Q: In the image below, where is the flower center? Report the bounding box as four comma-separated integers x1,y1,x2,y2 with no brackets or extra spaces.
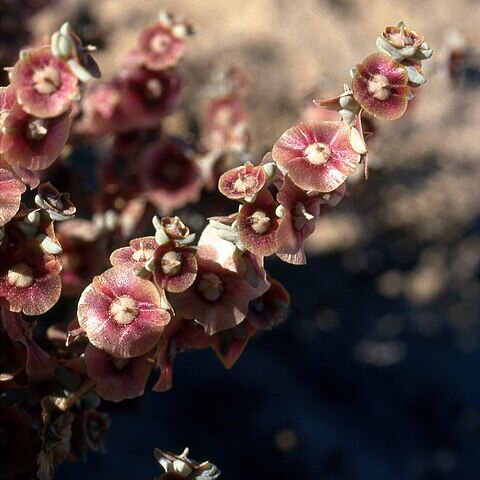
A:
110,295,138,325
304,142,331,165
292,202,315,231
7,263,35,288
198,273,223,302
250,210,271,234
150,32,172,54
132,246,155,262
111,357,130,370
32,65,61,95
26,118,48,140
215,106,234,127
161,251,182,276
233,172,257,194
368,74,392,101
146,79,163,100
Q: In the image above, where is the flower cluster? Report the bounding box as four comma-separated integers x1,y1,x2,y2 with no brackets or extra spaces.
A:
0,16,432,480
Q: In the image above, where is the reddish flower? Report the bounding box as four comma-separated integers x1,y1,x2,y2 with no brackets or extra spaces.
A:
77,267,170,358
218,162,266,200
276,175,321,265
153,243,197,293
35,182,76,221
351,53,410,120
138,139,202,214
110,236,158,276
84,343,154,402
271,121,360,193
237,189,280,257
119,66,182,129
168,227,269,335
200,96,249,153
138,23,186,71
75,81,124,136
10,46,78,118
0,237,62,315
0,101,71,171
0,163,26,227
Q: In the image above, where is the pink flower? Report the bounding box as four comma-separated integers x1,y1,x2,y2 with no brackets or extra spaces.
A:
138,139,202,214
271,121,360,192
110,236,158,276
10,46,78,118
0,237,62,315
153,243,197,293
351,53,410,120
237,189,280,257
218,162,266,200
77,267,170,358
167,227,269,335
84,343,154,402
138,23,186,71
119,66,182,129
200,96,249,153
275,175,321,264
1,101,71,171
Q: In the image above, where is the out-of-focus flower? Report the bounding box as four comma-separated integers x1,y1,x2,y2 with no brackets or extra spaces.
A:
200,96,249,153
271,121,360,192
77,267,170,358
137,11,194,71
138,139,202,214
119,66,182,128
10,46,79,118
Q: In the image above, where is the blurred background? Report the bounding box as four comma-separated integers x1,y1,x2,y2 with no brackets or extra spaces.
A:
3,0,480,478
